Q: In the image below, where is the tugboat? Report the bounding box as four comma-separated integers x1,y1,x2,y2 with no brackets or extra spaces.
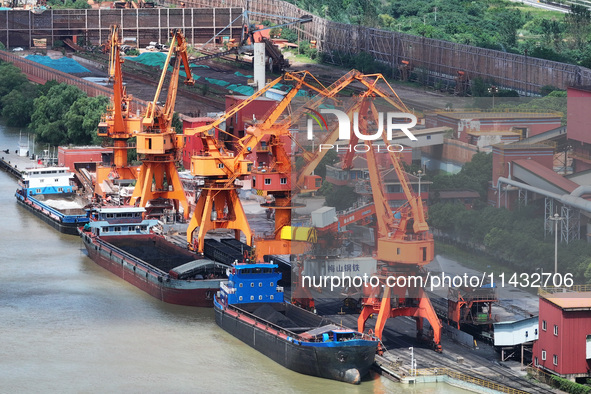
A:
214,263,378,384
15,167,89,235
80,205,229,306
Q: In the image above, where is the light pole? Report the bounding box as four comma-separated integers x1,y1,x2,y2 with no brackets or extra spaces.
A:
409,347,414,376
488,86,498,110
416,169,423,197
549,213,564,274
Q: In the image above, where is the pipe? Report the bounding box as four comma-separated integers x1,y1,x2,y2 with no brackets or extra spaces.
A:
497,177,591,213
570,185,591,198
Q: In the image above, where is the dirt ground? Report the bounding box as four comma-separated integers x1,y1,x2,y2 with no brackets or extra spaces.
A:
18,48,460,115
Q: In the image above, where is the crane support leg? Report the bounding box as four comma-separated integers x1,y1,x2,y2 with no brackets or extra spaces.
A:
130,163,154,206
358,281,442,352
187,187,253,252
373,285,392,340
130,162,189,220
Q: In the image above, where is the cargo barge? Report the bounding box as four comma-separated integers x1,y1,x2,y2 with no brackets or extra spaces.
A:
80,206,229,306
204,238,291,286
214,263,378,384
15,167,88,235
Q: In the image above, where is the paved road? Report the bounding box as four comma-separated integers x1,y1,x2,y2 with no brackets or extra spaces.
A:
508,0,569,13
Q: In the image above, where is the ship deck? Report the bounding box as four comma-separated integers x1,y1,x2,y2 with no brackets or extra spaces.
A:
234,302,335,335
106,234,198,272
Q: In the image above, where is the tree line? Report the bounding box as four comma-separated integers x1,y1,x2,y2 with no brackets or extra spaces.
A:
0,61,108,146
287,0,591,70
427,153,591,284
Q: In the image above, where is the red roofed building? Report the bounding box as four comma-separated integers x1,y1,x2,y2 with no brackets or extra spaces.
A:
533,288,591,382
426,111,562,143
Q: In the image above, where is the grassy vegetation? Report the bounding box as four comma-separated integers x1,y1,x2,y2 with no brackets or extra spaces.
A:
435,242,517,277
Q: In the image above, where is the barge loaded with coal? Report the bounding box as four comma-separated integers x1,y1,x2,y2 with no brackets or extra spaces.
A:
214,262,378,384
15,167,89,235
80,205,229,306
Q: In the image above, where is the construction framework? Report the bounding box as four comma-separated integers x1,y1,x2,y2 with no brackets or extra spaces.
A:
0,8,243,48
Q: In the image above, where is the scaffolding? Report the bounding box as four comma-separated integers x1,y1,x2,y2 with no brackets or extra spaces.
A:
0,8,243,48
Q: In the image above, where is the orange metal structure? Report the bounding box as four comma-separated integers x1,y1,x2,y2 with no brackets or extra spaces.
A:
252,70,374,257
184,70,341,254
129,30,194,219
353,96,442,352
95,25,142,198
183,74,295,252
447,286,497,329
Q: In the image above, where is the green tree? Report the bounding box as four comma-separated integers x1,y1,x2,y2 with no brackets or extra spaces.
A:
565,5,591,50
315,149,338,179
1,83,38,127
0,62,28,106
325,185,358,211
30,84,86,145
172,112,183,134
63,95,109,145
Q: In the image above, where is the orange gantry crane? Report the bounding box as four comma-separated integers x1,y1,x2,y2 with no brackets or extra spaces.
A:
353,98,442,352
129,29,194,219
184,71,330,253
95,25,142,198
249,71,360,256
252,71,410,256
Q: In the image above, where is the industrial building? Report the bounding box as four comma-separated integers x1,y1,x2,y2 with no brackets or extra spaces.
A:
533,287,591,382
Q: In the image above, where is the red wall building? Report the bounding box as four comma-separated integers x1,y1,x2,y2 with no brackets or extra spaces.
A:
57,146,111,171
533,290,591,381
567,87,591,172
181,116,215,170
224,95,278,139
491,143,555,186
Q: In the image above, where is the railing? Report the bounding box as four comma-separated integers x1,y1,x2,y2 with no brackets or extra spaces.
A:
539,285,591,295
409,367,530,394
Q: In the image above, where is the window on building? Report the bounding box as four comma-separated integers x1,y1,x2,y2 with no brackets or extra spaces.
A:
554,325,558,336
542,320,546,331
264,178,271,185
280,178,287,184
542,350,546,361
553,355,558,366
535,357,538,366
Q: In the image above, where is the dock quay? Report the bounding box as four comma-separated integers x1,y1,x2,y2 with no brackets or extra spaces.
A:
314,297,557,394
0,152,38,180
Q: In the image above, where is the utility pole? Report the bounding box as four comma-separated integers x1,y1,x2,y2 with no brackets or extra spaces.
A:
549,213,564,274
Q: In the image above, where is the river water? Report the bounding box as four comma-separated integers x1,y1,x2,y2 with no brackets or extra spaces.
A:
0,123,469,393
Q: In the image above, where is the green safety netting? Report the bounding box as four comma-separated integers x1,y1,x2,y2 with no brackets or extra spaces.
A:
125,52,167,67
234,71,253,78
205,77,230,87
25,55,90,74
126,52,210,70
124,53,201,79
226,84,255,96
